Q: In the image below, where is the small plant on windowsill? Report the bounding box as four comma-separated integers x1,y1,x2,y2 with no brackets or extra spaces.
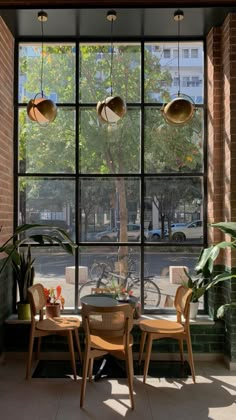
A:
44,285,65,318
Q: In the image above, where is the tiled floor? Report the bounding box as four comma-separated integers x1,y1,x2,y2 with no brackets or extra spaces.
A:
0,356,235,419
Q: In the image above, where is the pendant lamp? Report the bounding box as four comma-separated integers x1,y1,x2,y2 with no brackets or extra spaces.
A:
161,10,195,126
27,11,57,127
96,10,126,124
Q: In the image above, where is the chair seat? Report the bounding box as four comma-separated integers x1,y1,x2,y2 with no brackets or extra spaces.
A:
37,317,81,332
91,334,133,351
139,319,184,334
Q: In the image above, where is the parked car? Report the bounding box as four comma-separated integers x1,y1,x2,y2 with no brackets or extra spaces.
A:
170,220,203,241
95,223,146,241
147,223,186,241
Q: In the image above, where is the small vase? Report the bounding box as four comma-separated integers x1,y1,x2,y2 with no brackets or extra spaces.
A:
46,303,60,318
189,301,199,320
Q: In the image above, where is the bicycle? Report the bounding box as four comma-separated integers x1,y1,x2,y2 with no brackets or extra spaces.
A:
78,265,161,309
89,254,150,281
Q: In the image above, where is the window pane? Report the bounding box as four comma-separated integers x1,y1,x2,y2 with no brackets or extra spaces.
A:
144,246,203,311
79,108,141,174
144,108,204,173
19,43,76,103
79,43,141,103
145,177,203,244
79,177,140,242
18,108,76,174
18,178,75,237
145,42,204,103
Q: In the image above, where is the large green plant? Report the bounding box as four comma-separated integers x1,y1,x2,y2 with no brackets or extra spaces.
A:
183,222,236,303
0,223,77,303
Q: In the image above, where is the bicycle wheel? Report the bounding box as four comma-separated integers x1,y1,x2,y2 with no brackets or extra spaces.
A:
89,262,112,281
143,278,161,309
78,280,108,305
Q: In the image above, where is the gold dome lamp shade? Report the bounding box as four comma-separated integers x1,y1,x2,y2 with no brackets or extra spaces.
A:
96,95,126,124
162,10,195,126
96,10,126,124
27,11,57,127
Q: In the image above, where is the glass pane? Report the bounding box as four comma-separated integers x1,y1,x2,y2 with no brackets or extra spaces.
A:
144,108,203,173
145,42,204,104
19,43,76,103
18,178,75,238
79,108,141,174
18,108,76,174
79,177,140,242
144,246,203,312
22,247,76,309
78,245,141,307
79,43,141,103
145,177,203,244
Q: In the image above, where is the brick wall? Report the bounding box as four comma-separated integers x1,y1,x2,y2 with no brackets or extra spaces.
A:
207,14,236,367
0,17,14,353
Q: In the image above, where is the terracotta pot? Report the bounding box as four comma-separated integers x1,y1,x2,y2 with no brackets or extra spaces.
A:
45,303,60,318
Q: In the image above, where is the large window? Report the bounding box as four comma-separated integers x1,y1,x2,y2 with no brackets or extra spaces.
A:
17,40,205,313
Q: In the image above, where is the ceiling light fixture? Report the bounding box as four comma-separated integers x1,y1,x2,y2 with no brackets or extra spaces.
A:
96,10,126,124
161,10,195,126
27,11,57,127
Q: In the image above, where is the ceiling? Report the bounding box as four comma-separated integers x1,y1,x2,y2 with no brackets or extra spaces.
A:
1,7,236,38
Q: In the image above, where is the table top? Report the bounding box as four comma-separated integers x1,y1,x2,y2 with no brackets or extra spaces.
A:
80,294,138,307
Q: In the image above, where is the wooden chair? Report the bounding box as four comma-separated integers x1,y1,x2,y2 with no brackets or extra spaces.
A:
138,285,195,383
91,287,112,294
26,283,82,380
80,303,134,409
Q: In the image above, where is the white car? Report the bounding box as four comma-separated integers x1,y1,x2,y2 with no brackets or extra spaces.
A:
171,220,203,241
95,224,146,241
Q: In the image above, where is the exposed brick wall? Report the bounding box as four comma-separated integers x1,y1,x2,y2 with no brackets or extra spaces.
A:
0,17,14,246
0,17,14,353
207,14,236,367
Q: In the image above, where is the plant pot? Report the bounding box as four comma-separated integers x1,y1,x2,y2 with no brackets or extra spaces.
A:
189,301,199,320
46,303,60,318
17,302,31,320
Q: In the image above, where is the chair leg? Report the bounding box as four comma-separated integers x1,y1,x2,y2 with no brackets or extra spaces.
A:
67,330,77,381
73,328,82,363
143,333,153,384
138,331,147,365
179,339,184,363
88,358,94,382
26,331,35,380
126,347,134,409
186,333,196,383
80,344,90,408
36,337,42,360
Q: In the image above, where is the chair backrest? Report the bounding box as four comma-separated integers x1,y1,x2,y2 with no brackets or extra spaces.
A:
91,288,112,294
174,285,192,321
81,303,134,338
28,283,47,317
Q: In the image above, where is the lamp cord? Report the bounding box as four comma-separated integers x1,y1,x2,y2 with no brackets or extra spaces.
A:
177,16,180,96
110,17,114,96
40,18,44,96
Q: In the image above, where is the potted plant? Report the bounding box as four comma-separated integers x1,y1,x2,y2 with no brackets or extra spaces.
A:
0,223,77,319
44,285,65,318
183,221,236,319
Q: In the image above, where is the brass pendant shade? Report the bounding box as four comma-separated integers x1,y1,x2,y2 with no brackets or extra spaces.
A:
27,11,57,127
162,10,195,126
162,94,195,126
27,95,57,125
96,10,126,124
97,96,126,124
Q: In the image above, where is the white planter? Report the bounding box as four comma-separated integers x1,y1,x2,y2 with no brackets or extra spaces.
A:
189,301,199,320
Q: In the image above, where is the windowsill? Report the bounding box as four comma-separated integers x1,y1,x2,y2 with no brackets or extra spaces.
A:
5,313,215,325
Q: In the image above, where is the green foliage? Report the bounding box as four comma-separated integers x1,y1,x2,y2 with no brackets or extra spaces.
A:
12,245,35,303
0,224,77,302
185,222,236,305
